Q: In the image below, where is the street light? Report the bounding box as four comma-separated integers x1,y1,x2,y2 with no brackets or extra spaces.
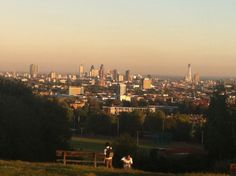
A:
80,127,84,136
136,131,139,147
162,118,165,133
115,112,119,136
117,117,120,136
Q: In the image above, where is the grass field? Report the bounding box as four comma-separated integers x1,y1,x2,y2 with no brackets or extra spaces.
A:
70,136,205,154
0,160,229,176
71,136,112,152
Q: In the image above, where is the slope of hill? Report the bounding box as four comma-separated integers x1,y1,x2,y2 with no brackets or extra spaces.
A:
0,160,228,176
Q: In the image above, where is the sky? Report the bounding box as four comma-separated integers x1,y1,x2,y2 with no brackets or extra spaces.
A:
0,0,236,76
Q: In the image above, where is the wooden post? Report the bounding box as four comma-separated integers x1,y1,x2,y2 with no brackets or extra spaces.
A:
94,153,97,167
63,152,66,165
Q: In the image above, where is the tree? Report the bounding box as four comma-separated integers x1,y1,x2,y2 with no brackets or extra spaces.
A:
172,114,192,141
85,113,113,135
0,78,70,161
143,111,165,133
87,98,102,113
205,91,236,160
56,97,74,128
119,111,145,135
75,107,89,128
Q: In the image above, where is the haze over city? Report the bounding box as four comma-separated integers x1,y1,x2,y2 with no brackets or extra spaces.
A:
1,0,236,76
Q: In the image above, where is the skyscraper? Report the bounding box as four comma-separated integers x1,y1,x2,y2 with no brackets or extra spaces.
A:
89,65,99,77
99,64,105,79
79,64,84,78
193,73,200,84
90,65,95,74
29,64,38,78
125,70,131,82
185,64,192,82
113,69,118,82
118,74,124,82
117,83,126,96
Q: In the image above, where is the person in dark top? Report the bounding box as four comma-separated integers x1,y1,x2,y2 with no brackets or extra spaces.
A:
104,142,113,168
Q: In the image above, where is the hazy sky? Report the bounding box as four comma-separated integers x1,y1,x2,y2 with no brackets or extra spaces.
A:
1,0,236,76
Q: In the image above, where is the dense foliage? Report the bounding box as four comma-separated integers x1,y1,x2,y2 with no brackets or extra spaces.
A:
0,78,71,161
75,104,202,143
119,111,145,135
205,90,236,160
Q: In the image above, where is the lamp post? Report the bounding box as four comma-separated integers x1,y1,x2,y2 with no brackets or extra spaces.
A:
162,117,165,133
117,117,120,136
115,112,119,136
136,131,139,147
80,127,84,136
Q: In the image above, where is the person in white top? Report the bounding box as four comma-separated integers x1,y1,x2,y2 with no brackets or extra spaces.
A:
121,155,133,169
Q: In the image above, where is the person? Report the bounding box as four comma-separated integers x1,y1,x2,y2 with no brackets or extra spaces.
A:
104,142,113,168
121,155,133,169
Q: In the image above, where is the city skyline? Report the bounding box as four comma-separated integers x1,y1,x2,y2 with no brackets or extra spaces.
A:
1,63,236,79
1,0,236,76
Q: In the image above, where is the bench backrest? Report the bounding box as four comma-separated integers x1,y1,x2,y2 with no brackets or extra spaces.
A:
56,150,104,162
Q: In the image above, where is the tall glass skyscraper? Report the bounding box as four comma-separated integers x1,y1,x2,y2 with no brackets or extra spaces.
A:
185,64,192,82
29,64,38,78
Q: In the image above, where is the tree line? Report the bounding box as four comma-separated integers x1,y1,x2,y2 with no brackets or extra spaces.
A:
74,103,203,143
0,78,70,161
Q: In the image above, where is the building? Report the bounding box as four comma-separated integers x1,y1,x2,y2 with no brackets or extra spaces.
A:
119,95,131,102
193,73,200,84
89,65,94,77
118,74,124,82
69,86,85,96
79,64,84,78
113,69,118,82
89,65,99,77
142,78,152,90
185,64,192,82
98,79,106,87
99,64,105,79
125,70,132,82
117,83,126,97
49,71,56,79
29,64,38,78
70,100,86,109
103,106,156,115
68,74,77,81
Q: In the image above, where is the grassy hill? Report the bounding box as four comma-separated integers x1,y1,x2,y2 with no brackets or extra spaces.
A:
0,160,228,176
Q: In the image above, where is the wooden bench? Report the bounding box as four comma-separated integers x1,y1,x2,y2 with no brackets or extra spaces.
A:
230,163,236,176
56,150,105,167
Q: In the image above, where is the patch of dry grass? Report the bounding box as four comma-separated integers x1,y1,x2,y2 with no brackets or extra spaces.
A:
0,160,228,176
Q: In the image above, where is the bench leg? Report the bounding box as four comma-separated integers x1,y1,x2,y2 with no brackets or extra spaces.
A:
63,154,66,165
94,153,97,167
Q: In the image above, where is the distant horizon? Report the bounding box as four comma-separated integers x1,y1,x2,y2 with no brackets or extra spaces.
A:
1,64,236,79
